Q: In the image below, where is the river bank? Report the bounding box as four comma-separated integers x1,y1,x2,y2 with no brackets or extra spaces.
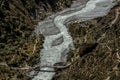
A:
33,0,118,80
54,3,120,80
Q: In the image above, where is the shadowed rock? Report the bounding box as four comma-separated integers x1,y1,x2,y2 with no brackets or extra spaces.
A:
51,36,64,46
40,25,60,36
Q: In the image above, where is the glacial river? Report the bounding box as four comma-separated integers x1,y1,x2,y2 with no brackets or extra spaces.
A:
33,0,116,80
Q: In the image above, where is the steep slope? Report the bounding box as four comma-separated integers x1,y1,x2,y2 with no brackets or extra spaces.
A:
54,3,120,80
0,0,73,79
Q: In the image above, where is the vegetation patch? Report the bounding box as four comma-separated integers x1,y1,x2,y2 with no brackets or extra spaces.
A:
53,5,120,80
0,0,74,79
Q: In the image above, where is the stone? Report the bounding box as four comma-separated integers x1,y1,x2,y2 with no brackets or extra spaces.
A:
51,36,64,46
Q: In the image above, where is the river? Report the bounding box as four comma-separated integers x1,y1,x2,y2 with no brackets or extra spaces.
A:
33,0,116,80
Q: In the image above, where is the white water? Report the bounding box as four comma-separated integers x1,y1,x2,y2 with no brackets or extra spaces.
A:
33,0,116,80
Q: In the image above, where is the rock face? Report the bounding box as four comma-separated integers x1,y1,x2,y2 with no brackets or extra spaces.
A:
38,20,61,36
51,36,64,46
33,0,116,80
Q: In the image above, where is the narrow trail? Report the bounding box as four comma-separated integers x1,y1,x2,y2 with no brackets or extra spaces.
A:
33,0,116,80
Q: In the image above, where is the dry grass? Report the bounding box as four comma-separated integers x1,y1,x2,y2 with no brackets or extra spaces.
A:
53,6,120,80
